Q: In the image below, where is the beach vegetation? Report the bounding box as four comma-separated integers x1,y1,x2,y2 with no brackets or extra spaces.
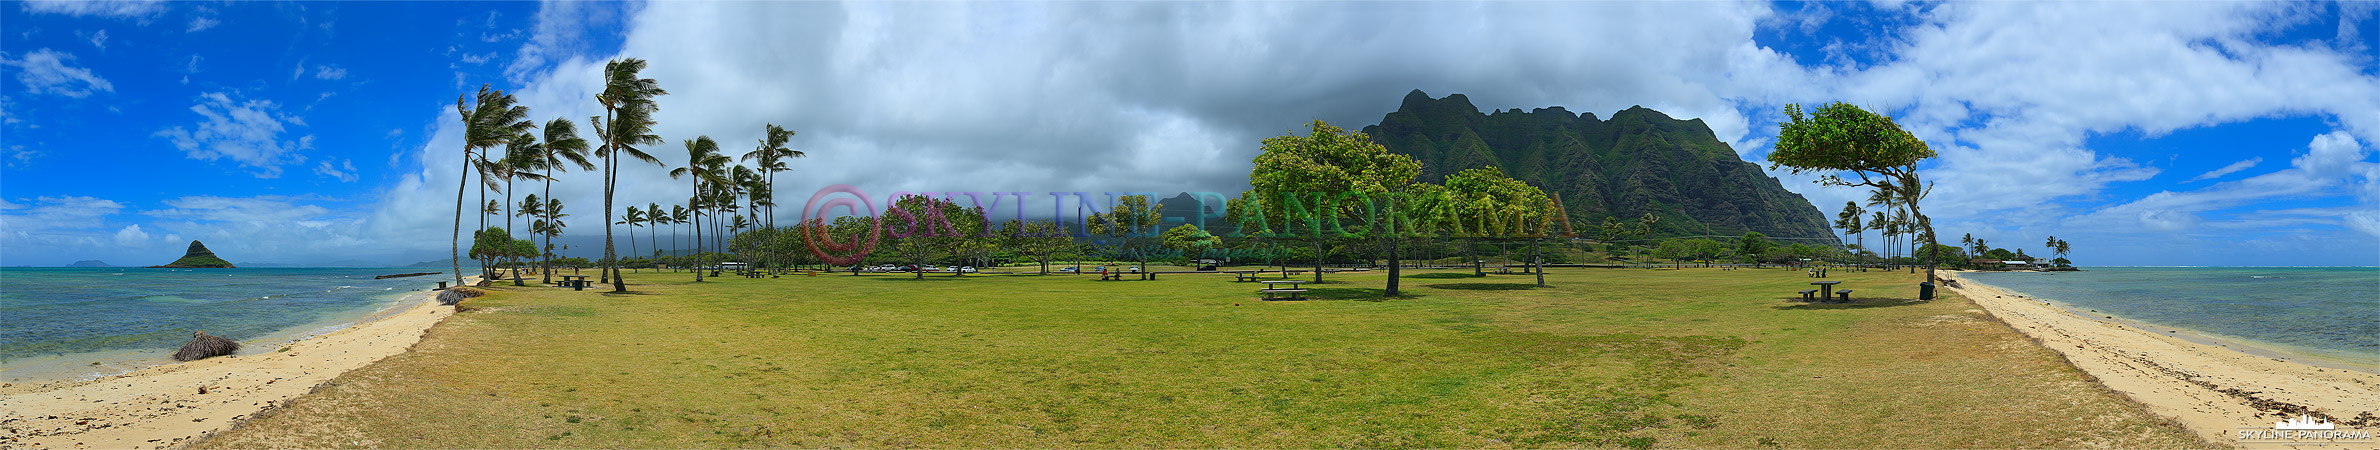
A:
1768,102,1943,282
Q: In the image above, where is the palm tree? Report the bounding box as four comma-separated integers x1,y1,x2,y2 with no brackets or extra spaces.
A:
531,118,592,285
497,133,549,286
670,136,726,281
671,204,690,265
623,205,645,272
647,202,664,261
743,124,802,273
591,58,668,293
1836,201,1864,265
452,85,532,287
519,194,547,279
534,198,569,267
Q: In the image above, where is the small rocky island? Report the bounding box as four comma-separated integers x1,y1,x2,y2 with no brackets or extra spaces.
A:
149,240,236,268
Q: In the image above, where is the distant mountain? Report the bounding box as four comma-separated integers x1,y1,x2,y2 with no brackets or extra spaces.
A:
1361,90,1841,245
405,258,458,268
150,240,236,268
66,260,116,268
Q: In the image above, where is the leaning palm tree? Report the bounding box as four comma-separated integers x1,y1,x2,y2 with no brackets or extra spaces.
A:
499,133,548,286
452,85,532,287
669,136,727,281
590,58,668,293
532,118,592,285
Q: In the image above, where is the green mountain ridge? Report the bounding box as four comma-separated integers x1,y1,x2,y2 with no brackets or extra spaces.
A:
1362,90,1841,245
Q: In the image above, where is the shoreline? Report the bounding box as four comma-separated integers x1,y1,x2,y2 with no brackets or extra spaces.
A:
0,279,466,449
1944,271,2379,446
1,288,423,385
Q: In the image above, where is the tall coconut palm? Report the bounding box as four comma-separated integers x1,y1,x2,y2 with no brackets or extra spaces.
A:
623,206,645,272
647,202,664,260
498,133,549,286
671,204,689,264
590,58,668,293
743,124,801,273
669,136,727,281
531,118,591,285
518,194,547,278
452,85,532,287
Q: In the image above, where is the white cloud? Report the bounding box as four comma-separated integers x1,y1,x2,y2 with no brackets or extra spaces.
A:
314,158,358,182
313,65,348,80
18,0,165,18
187,15,218,32
2069,131,2375,234
112,224,150,246
3,48,116,98
2188,157,2262,182
87,29,109,50
153,92,313,178
0,196,126,230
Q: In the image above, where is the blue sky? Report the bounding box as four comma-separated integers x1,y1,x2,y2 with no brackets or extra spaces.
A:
3,1,2375,267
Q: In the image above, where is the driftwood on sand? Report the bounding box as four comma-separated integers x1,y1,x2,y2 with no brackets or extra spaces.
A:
173,331,240,361
436,286,484,306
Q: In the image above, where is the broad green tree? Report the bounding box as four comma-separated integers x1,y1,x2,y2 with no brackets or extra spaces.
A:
1246,120,1424,288
1769,102,1942,282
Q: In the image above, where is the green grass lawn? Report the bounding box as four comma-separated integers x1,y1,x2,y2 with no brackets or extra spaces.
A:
198,267,2206,448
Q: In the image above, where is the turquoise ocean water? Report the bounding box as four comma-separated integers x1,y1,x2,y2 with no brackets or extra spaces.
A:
1963,267,2378,365
0,267,443,382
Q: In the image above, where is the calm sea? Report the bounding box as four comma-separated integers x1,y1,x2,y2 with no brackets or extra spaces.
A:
1963,267,2379,365
0,267,445,383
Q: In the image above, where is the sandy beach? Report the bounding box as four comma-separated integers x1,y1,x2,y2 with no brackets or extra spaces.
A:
0,280,466,449
1944,271,2378,447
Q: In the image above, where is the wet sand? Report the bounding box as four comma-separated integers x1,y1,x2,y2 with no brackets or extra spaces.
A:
0,281,465,449
1945,271,2378,447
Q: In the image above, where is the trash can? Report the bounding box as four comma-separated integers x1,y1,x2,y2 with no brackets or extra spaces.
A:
1918,281,1936,301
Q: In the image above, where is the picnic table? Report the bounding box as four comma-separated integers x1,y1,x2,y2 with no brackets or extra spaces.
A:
560,275,589,291
1230,271,1262,282
1807,280,1848,302
1259,280,1308,301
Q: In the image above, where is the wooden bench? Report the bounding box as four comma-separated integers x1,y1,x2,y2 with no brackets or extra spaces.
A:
1799,289,1818,302
1260,288,1309,301
1834,289,1854,302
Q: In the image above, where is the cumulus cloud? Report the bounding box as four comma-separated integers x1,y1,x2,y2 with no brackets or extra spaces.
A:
2188,157,2263,182
2069,131,2375,234
154,92,314,178
112,224,150,246
3,48,116,98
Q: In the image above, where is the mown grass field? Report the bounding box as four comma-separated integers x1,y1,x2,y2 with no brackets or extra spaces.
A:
198,267,2207,448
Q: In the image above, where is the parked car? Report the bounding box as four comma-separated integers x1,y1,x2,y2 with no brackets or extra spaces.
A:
1058,266,1079,273
959,266,977,273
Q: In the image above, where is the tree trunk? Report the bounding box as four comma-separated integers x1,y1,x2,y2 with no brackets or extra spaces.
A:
607,150,625,292
506,178,523,286
692,178,705,282
1311,238,1324,283
1533,238,1546,287
452,148,469,287
541,164,555,285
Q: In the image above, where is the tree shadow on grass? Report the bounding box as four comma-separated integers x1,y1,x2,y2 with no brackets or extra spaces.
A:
866,276,976,282
1425,282,1541,291
1773,297,1926,310
1403,272,1484,279
1296,287,1423,301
